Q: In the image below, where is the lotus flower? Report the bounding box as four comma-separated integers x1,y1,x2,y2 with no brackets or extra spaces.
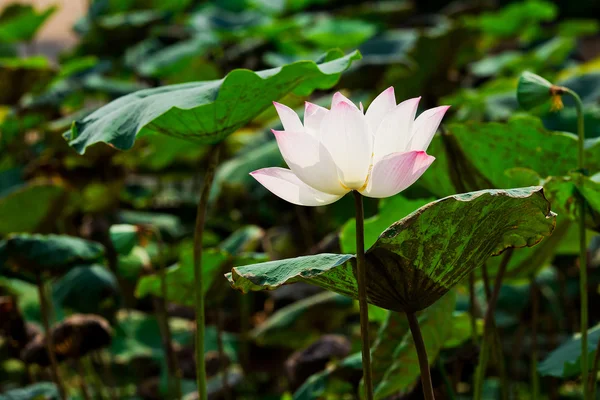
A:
251,88,449,206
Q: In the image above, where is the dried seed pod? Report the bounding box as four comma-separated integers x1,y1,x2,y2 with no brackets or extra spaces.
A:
52,314,112,359
21,314,112,365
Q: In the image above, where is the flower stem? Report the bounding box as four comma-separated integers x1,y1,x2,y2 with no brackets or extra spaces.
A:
561,87,588,399
36,276,67,400
152,227,181,400
194,143,223,399
352,191,373,400
474,249,513,400
407,312,435,400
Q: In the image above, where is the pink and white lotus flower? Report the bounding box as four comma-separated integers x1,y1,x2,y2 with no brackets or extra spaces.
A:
250,87,449,206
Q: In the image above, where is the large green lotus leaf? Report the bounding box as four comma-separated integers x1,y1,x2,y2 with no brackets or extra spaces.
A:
52,265,120,315
366,187,554,312
229,187,555,312
0,57,54,104
0,234,105,282
420,116,600,198
0,4,56,43
340,195,433,254
538,323,600,378
65,50,361,153
0,182,67,235
369,291,456,399
454,117,600,187
251,291,353,348
0,382,59,400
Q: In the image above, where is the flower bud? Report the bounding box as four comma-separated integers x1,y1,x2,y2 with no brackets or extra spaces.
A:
517,71,557,111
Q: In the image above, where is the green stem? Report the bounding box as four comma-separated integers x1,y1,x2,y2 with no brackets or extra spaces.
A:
36,276,67,400
531,275,540,400
474,249,513,400
352,191,373,400
407,312,435,400
562,87,588,399
194,143,223,399
152,227,182,400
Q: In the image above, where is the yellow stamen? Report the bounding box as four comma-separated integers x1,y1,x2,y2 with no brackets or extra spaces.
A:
549,85,565,112
550,94,564,112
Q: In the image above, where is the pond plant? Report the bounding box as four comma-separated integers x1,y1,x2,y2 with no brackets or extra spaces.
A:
2,1,600,399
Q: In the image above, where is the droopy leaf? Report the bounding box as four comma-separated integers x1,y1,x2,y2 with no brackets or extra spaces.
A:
0,182,67,235
65,50,362,153
366,187,554,312
227,253,357,298
0,234,105,282
229,188,555,312
370,292,456,399
539,323,600,377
